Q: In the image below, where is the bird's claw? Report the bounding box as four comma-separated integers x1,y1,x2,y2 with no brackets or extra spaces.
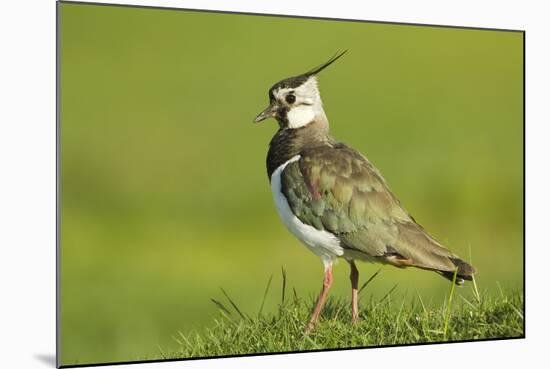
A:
304,321,316,334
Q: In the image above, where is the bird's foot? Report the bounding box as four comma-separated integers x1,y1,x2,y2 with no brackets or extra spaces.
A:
304,321,316,334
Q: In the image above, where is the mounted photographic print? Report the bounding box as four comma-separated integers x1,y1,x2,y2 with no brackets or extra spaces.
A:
57,1,524,367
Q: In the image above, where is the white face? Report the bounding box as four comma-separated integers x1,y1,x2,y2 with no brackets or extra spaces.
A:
273,77,325,129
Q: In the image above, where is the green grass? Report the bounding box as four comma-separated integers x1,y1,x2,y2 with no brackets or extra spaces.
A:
164,272,524,359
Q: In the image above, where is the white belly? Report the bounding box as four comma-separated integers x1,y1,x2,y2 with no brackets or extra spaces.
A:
270,155,344,265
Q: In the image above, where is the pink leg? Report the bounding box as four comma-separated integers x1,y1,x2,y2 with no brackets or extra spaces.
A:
349,260,359,322
306,262,333,332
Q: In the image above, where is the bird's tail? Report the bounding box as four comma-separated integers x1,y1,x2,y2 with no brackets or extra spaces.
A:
435,257,476,285
390,221,476,285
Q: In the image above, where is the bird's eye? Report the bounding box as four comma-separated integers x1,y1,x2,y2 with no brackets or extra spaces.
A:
285,94,296,104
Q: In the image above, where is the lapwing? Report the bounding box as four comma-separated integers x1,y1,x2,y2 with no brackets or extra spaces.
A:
254,51,475,332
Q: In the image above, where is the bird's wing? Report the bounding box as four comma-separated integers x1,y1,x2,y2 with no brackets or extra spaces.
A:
280,142,465,274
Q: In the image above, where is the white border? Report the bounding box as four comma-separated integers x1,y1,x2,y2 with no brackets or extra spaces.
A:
1,1,548,369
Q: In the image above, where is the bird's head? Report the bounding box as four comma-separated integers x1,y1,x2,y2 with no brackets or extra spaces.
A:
254,51,347,130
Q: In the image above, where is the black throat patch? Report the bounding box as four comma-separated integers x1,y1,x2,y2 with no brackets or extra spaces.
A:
266,120,331,179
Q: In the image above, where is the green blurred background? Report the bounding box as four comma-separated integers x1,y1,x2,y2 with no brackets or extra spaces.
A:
59,3,523,366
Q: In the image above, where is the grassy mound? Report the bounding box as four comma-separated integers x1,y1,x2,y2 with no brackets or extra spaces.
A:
164,271,524,359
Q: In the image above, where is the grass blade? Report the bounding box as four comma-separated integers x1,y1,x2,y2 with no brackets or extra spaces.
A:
392,299,406,344
380,283,399,303
443,267,458,340
359,268,382,295
258,274,273,318
472,275,481,305
281,266,287,305
372,283,399,312
416,290,427,314
468,243,481,305
220,288,248,321
157,344,166,359
210,298,232,317
459,295,476,309
177,331,193,348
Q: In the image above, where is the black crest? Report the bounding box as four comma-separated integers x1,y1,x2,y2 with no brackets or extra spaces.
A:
304,50,348,76
268,50,348,100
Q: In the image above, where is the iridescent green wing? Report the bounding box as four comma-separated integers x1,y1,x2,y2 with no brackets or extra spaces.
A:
280,142,460,272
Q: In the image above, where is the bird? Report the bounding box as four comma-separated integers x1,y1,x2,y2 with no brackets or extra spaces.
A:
253,51,476,332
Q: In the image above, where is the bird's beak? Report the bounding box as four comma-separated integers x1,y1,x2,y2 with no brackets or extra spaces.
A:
253,104,277,123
